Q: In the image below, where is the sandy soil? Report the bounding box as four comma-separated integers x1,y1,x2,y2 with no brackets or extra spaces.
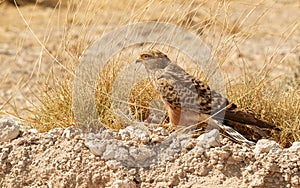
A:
0,0,299,187
1,125,300,187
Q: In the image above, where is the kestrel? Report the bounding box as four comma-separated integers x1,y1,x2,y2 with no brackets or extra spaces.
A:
136,50,278,144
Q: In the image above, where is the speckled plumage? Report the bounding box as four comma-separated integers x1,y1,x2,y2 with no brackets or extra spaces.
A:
136,50,278,144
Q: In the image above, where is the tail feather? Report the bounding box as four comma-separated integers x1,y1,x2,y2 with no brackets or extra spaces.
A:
224,109,275,129
215,121,255,145
221,104,277,130
224,119,273,141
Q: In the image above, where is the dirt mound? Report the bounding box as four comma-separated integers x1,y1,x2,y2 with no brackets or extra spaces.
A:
1,125,299,187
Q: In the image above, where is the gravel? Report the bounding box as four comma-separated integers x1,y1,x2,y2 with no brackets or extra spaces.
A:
1,121,299,187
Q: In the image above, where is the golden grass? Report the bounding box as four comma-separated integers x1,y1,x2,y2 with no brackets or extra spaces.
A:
94,57,125,130
227,67,300,147
30,78,75,131
6,0,300,146
129,78,158,122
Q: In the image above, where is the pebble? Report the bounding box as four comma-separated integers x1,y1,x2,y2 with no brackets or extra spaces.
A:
254,139,281,154
0,118,20,142
196,129,220,148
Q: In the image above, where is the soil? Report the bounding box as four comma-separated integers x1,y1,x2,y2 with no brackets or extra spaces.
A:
1,126,300,187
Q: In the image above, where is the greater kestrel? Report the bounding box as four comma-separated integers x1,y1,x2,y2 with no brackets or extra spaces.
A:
136,50,278,144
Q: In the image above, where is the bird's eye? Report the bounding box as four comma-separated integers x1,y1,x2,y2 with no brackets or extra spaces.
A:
141,54,149,59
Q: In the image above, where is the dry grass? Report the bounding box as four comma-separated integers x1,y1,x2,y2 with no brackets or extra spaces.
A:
129,78,158,122
94,56,125,130
30,77,75,130
6,0,300,146
227,66,300,147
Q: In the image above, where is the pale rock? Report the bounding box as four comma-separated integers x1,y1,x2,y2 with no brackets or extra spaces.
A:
245,165,253,172
254,139,281,154
118,126,133,140
250,176,264,187
0,151,8,160
288,142,300,153
48,128,64,137
128,168,136,175
84,138,107,156
216,163,224,170
62,126,82,139
101,129,114,139
106,160,121,170
84,133,107,156
284,173,291,182
129,146,155,162
135,129,150,143
27,129,39,134
0,118,20,142
151,135,164,143
119,125,150,143
197,146,205,155
196,129,220,148
114,146,130,162
217,150,231,160
102,144,117,160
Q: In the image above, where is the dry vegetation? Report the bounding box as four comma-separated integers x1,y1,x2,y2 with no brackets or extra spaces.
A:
1,0,299,147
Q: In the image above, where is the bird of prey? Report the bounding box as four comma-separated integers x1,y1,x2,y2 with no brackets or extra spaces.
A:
136,50,278,145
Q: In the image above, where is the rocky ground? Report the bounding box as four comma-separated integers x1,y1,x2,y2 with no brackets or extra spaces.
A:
0,0,300,187
1,118,300,187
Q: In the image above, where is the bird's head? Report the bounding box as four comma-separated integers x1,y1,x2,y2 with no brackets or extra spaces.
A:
136,50,170,72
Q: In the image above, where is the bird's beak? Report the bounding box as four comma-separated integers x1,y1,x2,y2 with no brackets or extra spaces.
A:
135,59,141,63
